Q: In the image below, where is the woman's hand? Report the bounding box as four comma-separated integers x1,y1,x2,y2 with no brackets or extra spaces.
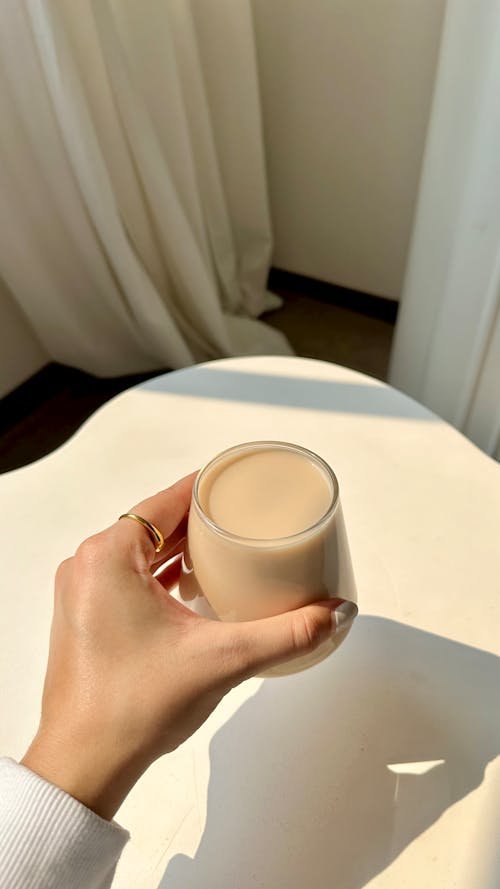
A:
22,474,355,819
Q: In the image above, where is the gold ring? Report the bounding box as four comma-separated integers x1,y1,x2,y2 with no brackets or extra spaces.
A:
118,513,165,553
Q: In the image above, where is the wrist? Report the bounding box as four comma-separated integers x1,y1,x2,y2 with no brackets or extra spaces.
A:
21,726,148,820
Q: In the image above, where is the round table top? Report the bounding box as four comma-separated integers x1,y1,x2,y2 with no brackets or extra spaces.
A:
1,356,499,889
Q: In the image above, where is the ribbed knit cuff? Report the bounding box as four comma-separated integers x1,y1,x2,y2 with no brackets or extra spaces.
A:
0,757,129,889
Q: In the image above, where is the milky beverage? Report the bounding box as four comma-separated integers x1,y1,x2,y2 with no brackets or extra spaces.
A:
181,442,357,676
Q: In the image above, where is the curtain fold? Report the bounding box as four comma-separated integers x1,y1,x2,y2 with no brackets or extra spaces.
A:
0,0,289,376
389,0,500,457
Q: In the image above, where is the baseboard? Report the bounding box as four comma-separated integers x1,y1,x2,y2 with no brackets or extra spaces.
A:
268,268,399,324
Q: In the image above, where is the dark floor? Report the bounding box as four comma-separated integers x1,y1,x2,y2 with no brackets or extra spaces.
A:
0,271,396,474
0,366,163,474
268,270,396,382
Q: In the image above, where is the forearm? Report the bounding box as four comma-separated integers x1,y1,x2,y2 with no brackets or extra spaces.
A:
0,758,129,889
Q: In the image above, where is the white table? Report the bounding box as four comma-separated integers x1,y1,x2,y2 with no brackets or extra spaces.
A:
1,356,499,889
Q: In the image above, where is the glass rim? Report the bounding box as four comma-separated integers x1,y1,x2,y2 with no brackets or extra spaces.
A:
192,440,340,547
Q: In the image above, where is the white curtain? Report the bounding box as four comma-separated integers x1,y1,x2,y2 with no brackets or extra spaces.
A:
0,0,289,376
389,0,500,458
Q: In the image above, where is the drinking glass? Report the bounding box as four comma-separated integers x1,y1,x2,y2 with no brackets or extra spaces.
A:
179,441,357,676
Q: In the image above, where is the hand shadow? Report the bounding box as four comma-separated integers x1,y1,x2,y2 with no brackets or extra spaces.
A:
160,617,500,889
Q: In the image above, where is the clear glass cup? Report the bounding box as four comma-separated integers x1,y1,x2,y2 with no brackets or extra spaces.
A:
179,441,357,676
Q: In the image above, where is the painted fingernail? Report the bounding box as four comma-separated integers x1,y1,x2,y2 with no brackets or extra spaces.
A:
331,601,358,633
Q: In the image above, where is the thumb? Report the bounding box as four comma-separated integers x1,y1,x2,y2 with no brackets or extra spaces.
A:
226,599,358,681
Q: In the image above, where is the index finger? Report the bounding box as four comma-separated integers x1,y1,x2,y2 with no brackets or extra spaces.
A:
111,472,198,567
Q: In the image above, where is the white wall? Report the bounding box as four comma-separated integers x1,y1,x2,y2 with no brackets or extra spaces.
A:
252,0,446,299
0,280,47,398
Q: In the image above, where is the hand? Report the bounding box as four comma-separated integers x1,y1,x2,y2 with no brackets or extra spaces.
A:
22,474,356,819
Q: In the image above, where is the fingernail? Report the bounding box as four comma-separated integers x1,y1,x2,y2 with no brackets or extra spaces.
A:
331,601,358,634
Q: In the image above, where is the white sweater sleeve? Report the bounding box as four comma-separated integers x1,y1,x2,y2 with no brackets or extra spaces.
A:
0,758,129,889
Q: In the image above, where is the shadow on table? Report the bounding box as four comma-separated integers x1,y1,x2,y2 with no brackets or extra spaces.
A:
142,366,438,420
159,617,499,889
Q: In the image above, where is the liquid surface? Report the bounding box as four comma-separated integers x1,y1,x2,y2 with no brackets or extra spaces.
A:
198,448,332,539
